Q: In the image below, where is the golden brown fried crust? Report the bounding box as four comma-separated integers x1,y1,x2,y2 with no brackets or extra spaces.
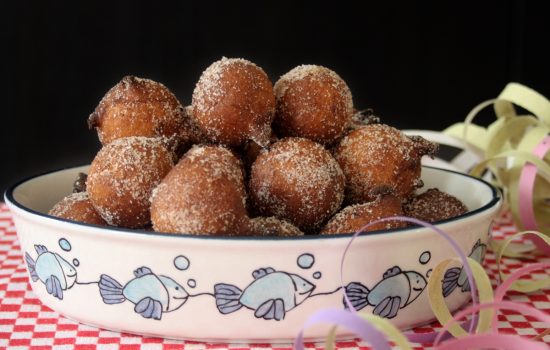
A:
249,137,345,232
244,217,304,237
321,194,406,234
273,65,354,145
192,58,275,147
89,76,185,147
87,137,174,228
403,188,468,223
49,192,108,226
334,124,437,204
150,145,249,236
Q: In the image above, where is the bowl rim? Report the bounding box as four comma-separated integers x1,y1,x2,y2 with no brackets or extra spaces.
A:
4,164,501,241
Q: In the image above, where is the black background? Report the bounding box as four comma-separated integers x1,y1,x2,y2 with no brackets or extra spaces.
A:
2,1,549,193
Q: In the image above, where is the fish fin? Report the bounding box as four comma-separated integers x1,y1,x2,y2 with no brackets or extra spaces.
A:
471,239,482,253
386,296,401,319
24,253,39,282
383,266,402,279
135,297,163,320
461,279,471,293
214,284,243,314
254,299,285,321
442,267,461,297
373,296,392,318
252,267,275,280
343,282,370,311
46,275,63,300
34,245,48,255
134,267,153,278
99,274,125,304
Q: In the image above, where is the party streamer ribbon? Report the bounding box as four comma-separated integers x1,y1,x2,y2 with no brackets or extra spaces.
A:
294,216,550,349
444,83,550,257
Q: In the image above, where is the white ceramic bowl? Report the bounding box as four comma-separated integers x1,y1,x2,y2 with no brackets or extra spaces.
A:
4,165,501,342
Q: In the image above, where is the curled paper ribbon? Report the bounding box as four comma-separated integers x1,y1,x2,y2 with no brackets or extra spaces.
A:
444,83,550,256
294,216,550,349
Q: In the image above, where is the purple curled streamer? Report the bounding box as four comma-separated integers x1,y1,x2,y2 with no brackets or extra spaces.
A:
295,216,482,348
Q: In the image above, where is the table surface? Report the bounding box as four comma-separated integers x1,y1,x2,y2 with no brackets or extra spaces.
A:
1,204,549,350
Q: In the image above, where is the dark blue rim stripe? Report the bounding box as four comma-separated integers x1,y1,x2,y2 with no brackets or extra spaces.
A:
4,165,501,241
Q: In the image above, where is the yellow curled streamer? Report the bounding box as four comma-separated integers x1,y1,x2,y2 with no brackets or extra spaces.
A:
496,231,550,293
427,257,494,338
444,82,550,258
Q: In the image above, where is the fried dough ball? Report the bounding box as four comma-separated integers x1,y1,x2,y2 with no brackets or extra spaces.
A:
175,105,209,157
334,124,438,204
403,188,468,223
88,76,185,148
321,195,406,234
273,65,354,145
192,57,275,147
249,137,345,231
246,217,304,237
87,137,174,228
49,192,107,226
150,145,249,235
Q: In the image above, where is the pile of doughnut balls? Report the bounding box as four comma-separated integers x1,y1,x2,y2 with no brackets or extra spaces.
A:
49,57,468,236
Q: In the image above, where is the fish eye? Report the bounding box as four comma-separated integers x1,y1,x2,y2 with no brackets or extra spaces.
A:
175,286,179,290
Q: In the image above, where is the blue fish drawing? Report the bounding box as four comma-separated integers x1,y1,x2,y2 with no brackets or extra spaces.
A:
25,245,77,300
442,239,487,297
344,266,427,319
214,267,316,321
99,267,189,320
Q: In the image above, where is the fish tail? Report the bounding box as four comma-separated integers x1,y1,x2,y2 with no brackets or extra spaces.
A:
442,267,461,297
214,283,243,314
24,252,39,282
99,274,125,304
343,282,370,311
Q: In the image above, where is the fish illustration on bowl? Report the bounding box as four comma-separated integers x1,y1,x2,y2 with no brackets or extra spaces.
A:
214,267,316,321
344,266,427,319
25,245,77,300
99,266,189,320
442,239,487,297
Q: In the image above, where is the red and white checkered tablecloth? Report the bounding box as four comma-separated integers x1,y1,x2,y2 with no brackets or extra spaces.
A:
1,204,549,349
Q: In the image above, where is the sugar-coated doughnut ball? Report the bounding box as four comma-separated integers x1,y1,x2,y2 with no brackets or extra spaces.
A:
150,145,249,235
175,105,209,157
246,217,304,237
49,192,107,226
249,137,345,231
88,76,185,147
273,65,353,144
403,188,468,223
87,137,174,228
334,124,438,204
321,195,406,234
192,57,275,147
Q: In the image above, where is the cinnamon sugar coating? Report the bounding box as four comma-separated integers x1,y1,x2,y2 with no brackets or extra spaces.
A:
403,188,468,223
49,192,107,226
88,76,186,148
249,137,345,232
192,57,275,147
274,65,354,145
321,194,406,235
87,137,174,228
150,145,249,236
246,217,304,237
334,124,438,204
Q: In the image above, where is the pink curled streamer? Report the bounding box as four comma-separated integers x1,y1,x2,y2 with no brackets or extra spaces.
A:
518,136,550,256
434,301,550,346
